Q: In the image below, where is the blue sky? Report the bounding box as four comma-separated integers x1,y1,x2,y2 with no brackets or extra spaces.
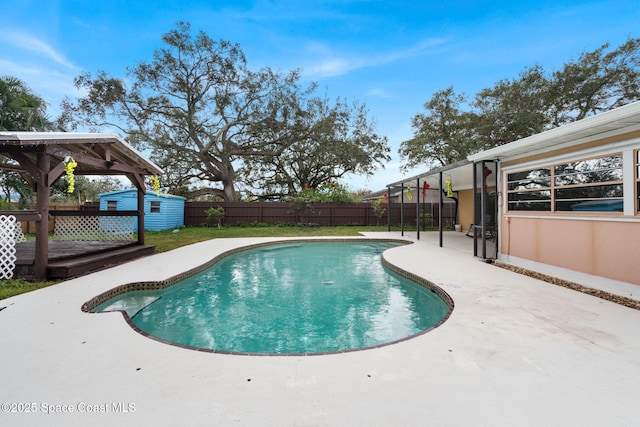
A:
1,0,638,191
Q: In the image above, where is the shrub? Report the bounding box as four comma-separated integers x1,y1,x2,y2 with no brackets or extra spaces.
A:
205,206,225,228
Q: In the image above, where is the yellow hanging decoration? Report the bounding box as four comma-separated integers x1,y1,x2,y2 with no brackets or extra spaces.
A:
406,186,413,201
64,157,77,193
150,176,161,196
445,178,453,198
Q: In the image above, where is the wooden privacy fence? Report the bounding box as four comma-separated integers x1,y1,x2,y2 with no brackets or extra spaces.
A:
185,201,456,228
15,201,457,231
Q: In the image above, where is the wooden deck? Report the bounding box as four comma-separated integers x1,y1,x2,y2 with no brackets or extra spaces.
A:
15,240,156,280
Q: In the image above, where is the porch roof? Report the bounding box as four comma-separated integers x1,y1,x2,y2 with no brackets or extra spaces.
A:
386,159,475,192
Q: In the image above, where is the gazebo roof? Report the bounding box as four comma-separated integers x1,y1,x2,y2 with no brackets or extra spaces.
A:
0,132,163,280
0,132,163,177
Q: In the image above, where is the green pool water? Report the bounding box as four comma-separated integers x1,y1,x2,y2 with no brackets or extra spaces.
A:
94,241,451,354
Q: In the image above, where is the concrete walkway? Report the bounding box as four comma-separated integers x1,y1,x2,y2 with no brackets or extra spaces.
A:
1,233,639,426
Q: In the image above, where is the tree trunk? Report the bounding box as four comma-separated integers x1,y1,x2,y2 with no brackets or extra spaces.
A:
220,159,237,201
223,180,236,201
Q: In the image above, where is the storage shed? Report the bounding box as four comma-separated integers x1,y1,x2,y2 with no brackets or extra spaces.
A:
99,189,186,231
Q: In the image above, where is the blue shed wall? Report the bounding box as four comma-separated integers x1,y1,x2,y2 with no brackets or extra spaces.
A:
99,189,185,231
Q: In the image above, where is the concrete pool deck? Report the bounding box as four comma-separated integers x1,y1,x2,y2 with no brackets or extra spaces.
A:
1,232,639,426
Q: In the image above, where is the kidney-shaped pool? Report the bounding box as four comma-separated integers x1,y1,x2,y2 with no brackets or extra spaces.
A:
86,240,453,355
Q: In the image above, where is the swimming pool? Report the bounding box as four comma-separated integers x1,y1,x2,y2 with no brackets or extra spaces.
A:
88,240,453,355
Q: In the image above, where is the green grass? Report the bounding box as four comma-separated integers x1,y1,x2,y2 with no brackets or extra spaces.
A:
0,279,59,301
1,224,431,300
145,225,395,252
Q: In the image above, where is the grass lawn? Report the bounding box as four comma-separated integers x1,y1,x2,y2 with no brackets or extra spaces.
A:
145,224,397,252
1,224,429,300
0,279,60,300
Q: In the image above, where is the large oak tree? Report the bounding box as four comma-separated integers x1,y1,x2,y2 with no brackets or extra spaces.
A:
63,22,389,201
241,96,389,200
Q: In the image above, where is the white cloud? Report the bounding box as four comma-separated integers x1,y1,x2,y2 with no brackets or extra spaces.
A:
0,31,83,117
0,31,76,70
0,59,43,76
366,88,392,99
306,58,358,78
302,37,449,79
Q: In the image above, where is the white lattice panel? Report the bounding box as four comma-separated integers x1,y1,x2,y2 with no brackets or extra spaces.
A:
54,216,135,241
99,216,135,240
14,222,26,243
0,215,17,279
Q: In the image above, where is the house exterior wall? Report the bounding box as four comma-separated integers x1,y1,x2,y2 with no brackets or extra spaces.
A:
457,189,474,232
501,216,638,285
498,133,640,286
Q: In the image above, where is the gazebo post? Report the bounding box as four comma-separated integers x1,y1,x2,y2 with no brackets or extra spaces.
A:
137,185,145,245
34,152,50,281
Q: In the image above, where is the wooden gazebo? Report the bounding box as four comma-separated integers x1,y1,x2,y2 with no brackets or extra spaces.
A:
0,132,163,280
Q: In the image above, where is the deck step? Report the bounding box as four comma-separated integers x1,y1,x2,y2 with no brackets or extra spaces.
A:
47,245,155,279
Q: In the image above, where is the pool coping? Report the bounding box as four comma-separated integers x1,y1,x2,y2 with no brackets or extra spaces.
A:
82,237,455,356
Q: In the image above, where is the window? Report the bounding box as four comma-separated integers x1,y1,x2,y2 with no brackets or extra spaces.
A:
106,200,117,211
507,153,623,213
150,201,161,213
554,154,623,212
507,168,551,211
636,150,640,213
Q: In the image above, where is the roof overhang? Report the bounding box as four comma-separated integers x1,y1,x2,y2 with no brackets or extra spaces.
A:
387,159,475,191
0,132,163,176
387,101,640,192
469,100,640,163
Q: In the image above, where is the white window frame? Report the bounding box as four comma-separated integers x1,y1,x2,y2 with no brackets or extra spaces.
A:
150,201,161,214
502,140,640,220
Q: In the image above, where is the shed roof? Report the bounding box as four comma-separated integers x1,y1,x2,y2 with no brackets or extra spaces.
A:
99,188,186,200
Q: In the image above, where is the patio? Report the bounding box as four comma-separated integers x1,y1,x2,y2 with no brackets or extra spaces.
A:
1,232,639,426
